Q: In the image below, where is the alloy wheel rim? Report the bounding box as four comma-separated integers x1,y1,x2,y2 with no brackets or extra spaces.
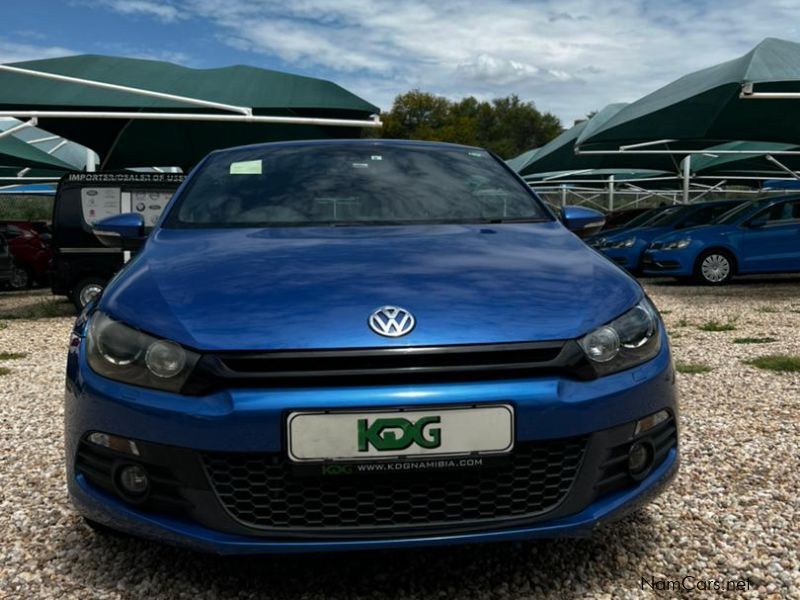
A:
701,254,730,283
79,284,103,307
10,267,28,289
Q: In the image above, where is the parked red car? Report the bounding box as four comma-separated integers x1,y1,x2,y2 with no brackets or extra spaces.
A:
0,221,53,289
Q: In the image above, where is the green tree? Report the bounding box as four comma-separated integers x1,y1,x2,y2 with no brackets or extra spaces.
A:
373,90,562,159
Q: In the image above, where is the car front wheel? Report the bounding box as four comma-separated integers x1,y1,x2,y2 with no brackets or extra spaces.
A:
71,277,106,310
9,264,31,290
695,250,734,285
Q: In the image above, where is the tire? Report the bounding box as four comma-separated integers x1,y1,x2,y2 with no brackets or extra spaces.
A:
8,263,31,290
71,277,106,310
694,250,734,285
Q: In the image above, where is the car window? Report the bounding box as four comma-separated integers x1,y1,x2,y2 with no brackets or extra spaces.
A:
752,200,800,225
716,197,790,225
0,224,23,238
645,206,685,227
679,204,735,228
679,206,715,228
166,144,550,228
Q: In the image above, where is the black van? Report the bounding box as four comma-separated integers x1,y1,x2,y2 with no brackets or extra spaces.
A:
51,172,185,308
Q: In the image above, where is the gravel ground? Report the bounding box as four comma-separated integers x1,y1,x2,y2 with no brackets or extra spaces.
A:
1,281,799,599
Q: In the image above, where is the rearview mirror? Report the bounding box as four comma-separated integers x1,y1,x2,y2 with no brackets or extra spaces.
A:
560,205,606,238
93,212,146,250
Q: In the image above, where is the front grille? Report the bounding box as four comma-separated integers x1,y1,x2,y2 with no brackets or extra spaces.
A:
183,341,586,393
203,439,586,531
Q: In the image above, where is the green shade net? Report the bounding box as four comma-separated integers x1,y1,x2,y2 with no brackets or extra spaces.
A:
0,55,379,170
577,38,800,151
509,104,681,177
0,134,75,170
689,141,800,177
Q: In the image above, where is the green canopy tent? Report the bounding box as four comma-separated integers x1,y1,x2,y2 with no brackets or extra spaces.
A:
689,141,800,180
576,38,800,153
0,55,380,170
505,147,540,172
509,104,682,178
0,131,76,173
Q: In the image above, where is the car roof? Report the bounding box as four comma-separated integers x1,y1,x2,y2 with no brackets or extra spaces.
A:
207,138,488,158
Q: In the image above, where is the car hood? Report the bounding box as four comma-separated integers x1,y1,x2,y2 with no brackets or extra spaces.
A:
653,224,728,243
604,226,672,244
101,223,643,351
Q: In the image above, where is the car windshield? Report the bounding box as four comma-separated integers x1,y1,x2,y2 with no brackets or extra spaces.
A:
166,144,550,228
714,198,778,224
644,206,685,227
624,207,670,229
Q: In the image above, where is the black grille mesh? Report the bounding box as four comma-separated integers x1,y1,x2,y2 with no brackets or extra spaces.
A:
202,440,586,531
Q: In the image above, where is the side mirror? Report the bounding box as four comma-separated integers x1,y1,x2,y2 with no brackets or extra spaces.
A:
93,213,146,250
746,218,767,229
561,205,606,238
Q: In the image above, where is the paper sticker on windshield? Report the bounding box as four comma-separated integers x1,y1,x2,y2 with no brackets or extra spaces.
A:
370,155,382,161
230,160,262,175
352,163,369,169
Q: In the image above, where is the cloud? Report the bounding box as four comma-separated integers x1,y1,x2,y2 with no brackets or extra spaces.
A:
456,54,579,86
25,0,800,124
0,40,76,64
94,0,185,22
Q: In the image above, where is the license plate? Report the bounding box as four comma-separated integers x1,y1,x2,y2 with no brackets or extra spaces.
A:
287,404,514,462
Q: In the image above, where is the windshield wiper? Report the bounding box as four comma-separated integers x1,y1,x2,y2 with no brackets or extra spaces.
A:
480,217,550,224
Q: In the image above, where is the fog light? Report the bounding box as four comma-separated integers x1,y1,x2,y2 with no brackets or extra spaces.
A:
628,441,654,480
117,464,149,498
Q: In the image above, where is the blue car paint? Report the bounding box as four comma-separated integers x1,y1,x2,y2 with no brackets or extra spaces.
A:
65,139,678,553
101,223,642,350
69,450,678,554
643,195,800,278
598,201,741,272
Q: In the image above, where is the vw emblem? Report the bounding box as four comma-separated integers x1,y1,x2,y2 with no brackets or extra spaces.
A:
368,306,416,338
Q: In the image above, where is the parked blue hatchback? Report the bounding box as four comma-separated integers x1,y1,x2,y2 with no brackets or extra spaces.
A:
595,200,743,273
65,140,678,554
643,195,800,284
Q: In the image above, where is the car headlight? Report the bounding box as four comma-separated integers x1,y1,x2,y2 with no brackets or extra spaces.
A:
578,298,661,376
86,311,200,392
608,237,636,249
590,237,606,248
662,238,691,250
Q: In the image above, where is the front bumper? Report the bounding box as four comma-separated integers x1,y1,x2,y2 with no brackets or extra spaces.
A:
642,249,695,276
599,245,645,272
66,332,678,554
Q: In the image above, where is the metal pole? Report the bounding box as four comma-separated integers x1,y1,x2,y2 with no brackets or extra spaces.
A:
0,64,254,116
0,118,37,140
682,155,691,203
0,110,383,129
765,155,800,180
560,184,567,207
608,175,615,212
86,148,96,172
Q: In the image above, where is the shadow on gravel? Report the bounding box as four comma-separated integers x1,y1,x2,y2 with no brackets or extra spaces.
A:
643,275,800,287
53,512,661,598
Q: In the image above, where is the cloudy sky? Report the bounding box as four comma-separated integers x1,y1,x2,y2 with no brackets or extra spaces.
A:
3,0,800,124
